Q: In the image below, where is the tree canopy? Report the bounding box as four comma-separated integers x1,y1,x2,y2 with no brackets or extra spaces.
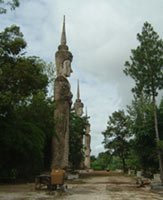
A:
124,22,163,97
124,21,163,183
102,110,131,172
0,0,19,14
0,25,54,181
127,94,159,175
69,109,86,169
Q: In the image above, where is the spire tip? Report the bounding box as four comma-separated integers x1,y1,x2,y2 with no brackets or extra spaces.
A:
77,79,80,100
61,15,66,45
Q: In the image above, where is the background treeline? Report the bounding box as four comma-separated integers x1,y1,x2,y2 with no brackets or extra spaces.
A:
91,97,163,175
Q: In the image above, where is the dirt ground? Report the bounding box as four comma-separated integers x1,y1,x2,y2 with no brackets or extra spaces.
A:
0,172,163,200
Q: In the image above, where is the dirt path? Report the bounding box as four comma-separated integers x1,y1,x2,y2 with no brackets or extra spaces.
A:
0,173,163,200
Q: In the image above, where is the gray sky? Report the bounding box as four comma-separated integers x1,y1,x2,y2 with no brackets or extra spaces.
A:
1,0,163,156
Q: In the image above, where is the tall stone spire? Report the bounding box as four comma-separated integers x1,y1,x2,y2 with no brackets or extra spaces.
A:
85,107,88,118
77,79,80,100
55,15,72,76
61,15,66,45
74,80,83,117
84,106,91,169
51,16,73,170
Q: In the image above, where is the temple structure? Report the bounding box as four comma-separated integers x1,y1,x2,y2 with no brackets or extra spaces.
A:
84,109,91,169
51,16,73,170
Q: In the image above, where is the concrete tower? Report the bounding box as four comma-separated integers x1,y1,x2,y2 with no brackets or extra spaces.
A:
51,16,73,170
74,80,84,117
84,108,91,169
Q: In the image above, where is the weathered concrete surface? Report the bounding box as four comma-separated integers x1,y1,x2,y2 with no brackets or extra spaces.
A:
0,173,163,200
52,75,72,169
51,16,73,170
74,80,84,117
84,119,91,169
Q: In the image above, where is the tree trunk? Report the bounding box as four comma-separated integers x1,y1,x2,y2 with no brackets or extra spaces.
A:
152,93,163,185
122,156,127,173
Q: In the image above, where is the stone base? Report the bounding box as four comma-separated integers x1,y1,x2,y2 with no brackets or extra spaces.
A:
151,184,163,190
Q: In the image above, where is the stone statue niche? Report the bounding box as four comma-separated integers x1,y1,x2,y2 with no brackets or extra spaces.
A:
51,16,73,170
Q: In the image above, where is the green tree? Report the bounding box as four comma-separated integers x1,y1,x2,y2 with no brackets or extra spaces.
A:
0,0,19,14
108,156,123,171
91,152,111,170
0,93,55,180
124,22,163,183
90,155,96,163
22,93,55,171
0,25,48,105
102,110,131,173
127,95,158,175
125,140,141,171
0,25,54,181
69,109,86,169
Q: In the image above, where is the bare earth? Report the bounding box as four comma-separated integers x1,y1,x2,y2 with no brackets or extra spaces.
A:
0,173,163,200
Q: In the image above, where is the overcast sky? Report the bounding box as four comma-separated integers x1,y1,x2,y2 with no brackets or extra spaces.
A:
1,0,163,156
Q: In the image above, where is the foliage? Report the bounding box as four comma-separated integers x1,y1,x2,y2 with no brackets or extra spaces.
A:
90,155,96,163
124,22,163,97
157,141,163,152
0,25,26,56
127,94,161,175
0,25,54,181
0,25,48,105
91,152,111,170
91,153,124,171
125,143,141,171
108,156,123,171
124,21,163,181
0,0,19,14
22,93,55,171
102,110,131,172
69,109,86,169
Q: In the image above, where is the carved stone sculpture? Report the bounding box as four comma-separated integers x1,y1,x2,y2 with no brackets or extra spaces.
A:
51,16,73,170
84,110,91,169
74,80,84,117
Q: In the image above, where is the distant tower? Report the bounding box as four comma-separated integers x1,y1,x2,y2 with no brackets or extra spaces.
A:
51,16,73,170
74,80,84,117
84,108,91,169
